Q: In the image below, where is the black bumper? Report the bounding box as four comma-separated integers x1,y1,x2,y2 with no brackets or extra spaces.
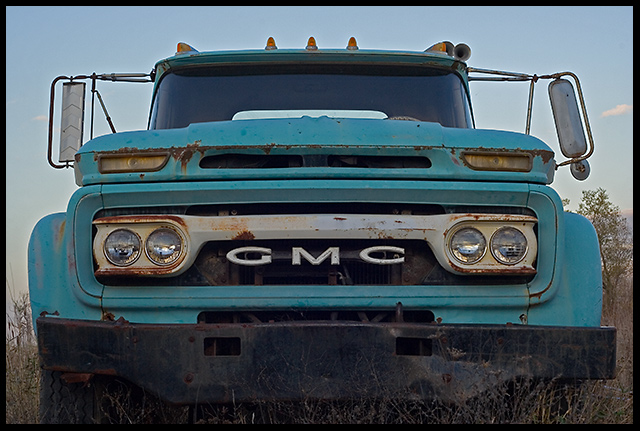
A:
36,317,616,404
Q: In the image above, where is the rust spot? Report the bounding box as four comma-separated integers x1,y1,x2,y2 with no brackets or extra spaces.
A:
95,265,182,277
93,368,118,376
93,214,188,229
40,310,60,317
114,316,130,325
529,280,553,301
233,230,255,241
173,142,201,172
263,143,277,155
55,219,66,248
61,372,94,385
529,148,555,164
448,260,537,275
334,217,347,221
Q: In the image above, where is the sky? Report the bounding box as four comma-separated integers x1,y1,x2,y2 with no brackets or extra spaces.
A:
5,6,633,303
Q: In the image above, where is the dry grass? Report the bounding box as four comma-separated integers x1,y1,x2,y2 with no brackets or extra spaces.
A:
6,274,632,424
6,292,39,424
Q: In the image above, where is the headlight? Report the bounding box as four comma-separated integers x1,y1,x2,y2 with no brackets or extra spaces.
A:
145,228,183,265
490,227,528,264
449,227,486,264
104,229,141,266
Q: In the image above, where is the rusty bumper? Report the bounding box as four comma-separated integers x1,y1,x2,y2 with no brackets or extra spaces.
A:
36,317,616,404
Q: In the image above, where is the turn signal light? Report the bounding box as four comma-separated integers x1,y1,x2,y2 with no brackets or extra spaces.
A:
98,154,169,174
461,151,532,172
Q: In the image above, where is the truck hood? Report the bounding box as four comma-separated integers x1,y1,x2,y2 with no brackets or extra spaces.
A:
74,117,555,186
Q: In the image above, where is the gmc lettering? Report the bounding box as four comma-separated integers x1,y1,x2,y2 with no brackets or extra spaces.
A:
226,245,405,266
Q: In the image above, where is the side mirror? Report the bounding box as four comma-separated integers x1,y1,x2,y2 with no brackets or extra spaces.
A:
570,159,590,181
47,73,151,169
59,82,86,163
548,79,587,158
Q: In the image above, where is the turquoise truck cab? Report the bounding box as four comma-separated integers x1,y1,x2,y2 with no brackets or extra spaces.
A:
29,38,615,423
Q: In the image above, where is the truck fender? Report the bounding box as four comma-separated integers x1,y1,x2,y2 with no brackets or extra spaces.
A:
28,213,102,331
528,211,602,326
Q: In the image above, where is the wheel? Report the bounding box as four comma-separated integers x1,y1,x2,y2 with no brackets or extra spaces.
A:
39,369,97,424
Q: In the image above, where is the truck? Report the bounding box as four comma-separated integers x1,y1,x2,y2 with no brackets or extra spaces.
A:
29,37,616,423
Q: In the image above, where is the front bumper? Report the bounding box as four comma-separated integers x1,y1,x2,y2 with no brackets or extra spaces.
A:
37,317,616,404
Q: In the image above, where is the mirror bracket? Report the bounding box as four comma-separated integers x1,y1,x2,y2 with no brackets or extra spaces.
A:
47,73,152,169
468,68,595,175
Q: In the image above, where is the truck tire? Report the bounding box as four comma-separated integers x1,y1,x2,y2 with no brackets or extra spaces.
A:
39,369,97,424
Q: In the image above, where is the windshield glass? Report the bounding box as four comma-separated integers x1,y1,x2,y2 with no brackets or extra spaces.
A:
150,64,472,130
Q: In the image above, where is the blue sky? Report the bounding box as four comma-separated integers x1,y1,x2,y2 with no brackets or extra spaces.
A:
5,6,633,300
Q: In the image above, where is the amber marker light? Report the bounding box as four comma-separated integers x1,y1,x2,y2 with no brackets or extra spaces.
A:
98,153,169,174
306,37,318,50
265,37,277,50
461,151,532,172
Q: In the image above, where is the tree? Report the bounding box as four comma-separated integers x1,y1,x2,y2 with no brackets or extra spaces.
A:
577,188,632,311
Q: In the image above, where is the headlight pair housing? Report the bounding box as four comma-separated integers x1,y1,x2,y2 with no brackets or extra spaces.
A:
450,226,527,265
445,220,536,273
104,227,183,267
94,217,187,276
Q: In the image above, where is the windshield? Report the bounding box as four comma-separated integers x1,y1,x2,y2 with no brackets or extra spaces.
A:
150,64,472,130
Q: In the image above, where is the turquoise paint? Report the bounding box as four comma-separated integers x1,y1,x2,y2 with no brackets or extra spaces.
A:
30,46,602,331
75,117,554,186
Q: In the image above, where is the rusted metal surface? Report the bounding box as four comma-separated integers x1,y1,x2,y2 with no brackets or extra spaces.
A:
72,116,558,187
37,316,617,405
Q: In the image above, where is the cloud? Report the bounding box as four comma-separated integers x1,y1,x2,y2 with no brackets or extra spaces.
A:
601,104,633,117
32,115,48,122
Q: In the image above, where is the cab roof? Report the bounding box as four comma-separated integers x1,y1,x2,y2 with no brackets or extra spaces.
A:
153,38,470,84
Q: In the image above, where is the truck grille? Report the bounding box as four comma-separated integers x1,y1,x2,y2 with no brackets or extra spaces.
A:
199,240,404,286
94,204,536,287
185,239,532,287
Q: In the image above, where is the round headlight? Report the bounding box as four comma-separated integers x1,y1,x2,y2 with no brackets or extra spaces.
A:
104,229,141,266
490,227,528,264
449,227,486,264
145,228,183,265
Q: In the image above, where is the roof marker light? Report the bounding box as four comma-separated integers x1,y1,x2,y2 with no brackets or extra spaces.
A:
306,36,318,50
346,37,358,50
265,37,277,50
426,41,454,56
176,42,198,55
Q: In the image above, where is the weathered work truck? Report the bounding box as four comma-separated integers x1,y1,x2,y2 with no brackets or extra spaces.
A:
30,38,616,423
